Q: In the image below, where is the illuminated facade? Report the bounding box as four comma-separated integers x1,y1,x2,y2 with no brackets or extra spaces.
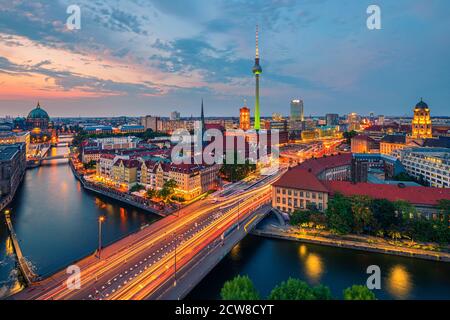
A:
411,99,432,139
252,25,262,130
239,106,251,131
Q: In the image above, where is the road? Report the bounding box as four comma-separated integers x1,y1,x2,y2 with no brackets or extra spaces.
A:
13,168,284,300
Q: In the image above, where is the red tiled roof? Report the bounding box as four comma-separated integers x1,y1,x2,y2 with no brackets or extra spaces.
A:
298,153,352,175
323,181,450,206
273,168,329,193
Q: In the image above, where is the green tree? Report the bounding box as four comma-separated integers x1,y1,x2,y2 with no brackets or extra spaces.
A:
220,275,260,300
158,179,178,202
343,285,376,300
290,210,311,226
394,200,417,221
146,188,156,199
129,184,144,193
220,152,256,182
312,284,333,300
268,278,333,300
343,130,358,144
351,196,374,234
326,193,353,234
370,199,400,233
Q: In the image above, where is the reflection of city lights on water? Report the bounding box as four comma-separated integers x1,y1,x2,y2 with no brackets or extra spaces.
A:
304,253,324,284
298,244,307,257
5,237,14,256
386,265,412,299
230,244,241,260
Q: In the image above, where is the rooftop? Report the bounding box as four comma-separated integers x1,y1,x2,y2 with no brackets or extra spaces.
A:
0,144,24,161
297,153,352,176
273,168,328,193
381,134,407,144
323,181,450,206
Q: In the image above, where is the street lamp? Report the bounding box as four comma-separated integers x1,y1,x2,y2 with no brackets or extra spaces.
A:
98,216,105,259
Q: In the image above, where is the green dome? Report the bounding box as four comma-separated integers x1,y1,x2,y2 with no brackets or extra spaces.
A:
415,99,428,109
27,102,49,119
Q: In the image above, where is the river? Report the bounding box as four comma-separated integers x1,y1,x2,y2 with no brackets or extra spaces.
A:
1,147,449,299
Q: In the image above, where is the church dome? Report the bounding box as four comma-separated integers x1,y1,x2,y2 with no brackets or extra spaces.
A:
27,102,49,119
415,99,429,109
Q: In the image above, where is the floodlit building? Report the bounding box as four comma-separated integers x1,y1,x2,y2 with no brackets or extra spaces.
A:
411,99,432,139
239,106,251,131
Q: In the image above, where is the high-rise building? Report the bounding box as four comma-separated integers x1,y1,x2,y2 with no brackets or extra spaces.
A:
141,116,160,132
347,112,361,131
239,104,251,131
411,99,432,139
170,111,180,121
252,25,262,130
325,113,339,126
290,99,304,122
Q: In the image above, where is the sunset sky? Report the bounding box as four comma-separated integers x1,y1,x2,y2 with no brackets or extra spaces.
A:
0,0,449,117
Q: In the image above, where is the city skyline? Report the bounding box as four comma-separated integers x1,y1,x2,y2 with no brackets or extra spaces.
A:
1,0,450,118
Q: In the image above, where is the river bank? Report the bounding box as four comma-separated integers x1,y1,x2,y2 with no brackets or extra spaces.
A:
69,159,168,217
252,224,450,262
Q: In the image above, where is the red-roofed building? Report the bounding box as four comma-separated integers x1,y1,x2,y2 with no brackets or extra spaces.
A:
298,153,352,181
272,166,450,217
272,168,329,213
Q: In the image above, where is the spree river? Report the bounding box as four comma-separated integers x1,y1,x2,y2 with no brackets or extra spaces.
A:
1,147,449,299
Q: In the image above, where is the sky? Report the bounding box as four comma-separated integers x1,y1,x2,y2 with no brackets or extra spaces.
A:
0,0,449,118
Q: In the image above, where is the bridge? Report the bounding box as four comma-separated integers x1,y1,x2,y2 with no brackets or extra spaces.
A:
4,211,38,285
12,171,282,300
41,154,70,161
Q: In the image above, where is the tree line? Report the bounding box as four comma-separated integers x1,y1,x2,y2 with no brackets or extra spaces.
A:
291,194,450,245
221,275,376,300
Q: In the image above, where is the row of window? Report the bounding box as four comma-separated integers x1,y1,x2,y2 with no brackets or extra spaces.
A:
276,188,323,200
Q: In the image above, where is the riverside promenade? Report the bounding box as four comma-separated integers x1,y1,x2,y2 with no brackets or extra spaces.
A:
252,225,450,262
69,160,168,217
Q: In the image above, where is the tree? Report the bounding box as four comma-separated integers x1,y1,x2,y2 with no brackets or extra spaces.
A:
158,179,177,203
220,152,256,182
290,210,311,226
394,200,417,221
326,193,353,234
312,284,333,300
129,184,144,193
370,199,400,233
343,285,376,300
220,275,260,300
146,188,157,199
350,196,374,234
343,130,358,144
268,278,333,300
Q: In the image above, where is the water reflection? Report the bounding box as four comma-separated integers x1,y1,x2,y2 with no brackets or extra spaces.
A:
0,148,159,298
298,244,307,258
304,253,324,284
230,244,241,260
386,265,412,299
5,237,13,256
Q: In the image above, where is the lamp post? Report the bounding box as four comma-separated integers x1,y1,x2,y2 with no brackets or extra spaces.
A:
98,216,105,259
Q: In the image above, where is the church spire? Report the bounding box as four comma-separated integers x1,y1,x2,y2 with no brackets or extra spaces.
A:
201,98,205,130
